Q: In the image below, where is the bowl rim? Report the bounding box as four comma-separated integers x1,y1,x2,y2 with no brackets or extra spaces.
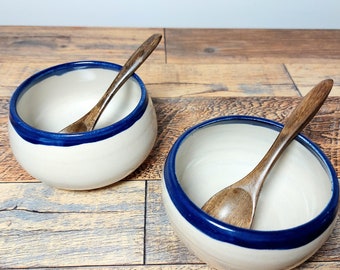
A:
163,115,339,249
9,60,148,146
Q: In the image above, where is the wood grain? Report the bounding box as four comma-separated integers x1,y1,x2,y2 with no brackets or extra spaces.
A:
1,180,337,269
285,63,340,96
0,181,145,268
3,61,339,99
165,29,340,64
139,63,298,98
0,62,300,98
0,26,165,64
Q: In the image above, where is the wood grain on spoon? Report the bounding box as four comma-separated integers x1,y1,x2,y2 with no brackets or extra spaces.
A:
60,33,162,133
202,79,334,229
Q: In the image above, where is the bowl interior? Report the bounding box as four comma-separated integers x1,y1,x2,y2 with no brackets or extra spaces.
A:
175,120,333,231
16,67,141,132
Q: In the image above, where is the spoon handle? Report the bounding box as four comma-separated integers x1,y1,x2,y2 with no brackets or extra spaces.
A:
244,79,333,193
94,34,162,120
67,34,162,132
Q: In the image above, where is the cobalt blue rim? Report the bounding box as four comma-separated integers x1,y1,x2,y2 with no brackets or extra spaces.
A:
163,115,339,249
9,61,148,146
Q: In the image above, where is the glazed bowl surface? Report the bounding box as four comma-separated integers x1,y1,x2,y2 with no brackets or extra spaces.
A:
9,60,157,190
162,115,338,270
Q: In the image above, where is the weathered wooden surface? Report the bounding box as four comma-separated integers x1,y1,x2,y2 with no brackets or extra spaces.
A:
0,26,339,269
165,29,340,64
0,182,145,268
0,181,339,268
1,27,340,98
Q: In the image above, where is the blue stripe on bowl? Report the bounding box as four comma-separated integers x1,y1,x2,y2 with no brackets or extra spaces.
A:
9,61,148,146
163,115,339,249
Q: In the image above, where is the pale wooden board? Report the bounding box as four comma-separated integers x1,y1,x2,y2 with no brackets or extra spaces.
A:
0,26,165,64
0,62,299,98
0,62,299,97
165,29,340,64
2,27,340,99
2,27,340,66
285,63,340,96
140,63,298,98
0,180,338,269
0,181,145,268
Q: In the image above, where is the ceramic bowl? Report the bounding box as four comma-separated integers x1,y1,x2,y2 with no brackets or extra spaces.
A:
162,115,338,270
9,60,157,190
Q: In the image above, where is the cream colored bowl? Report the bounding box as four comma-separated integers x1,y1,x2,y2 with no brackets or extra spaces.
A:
162,116,338,270
9,61,157,190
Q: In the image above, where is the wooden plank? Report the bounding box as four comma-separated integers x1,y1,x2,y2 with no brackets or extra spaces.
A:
139,63,297,98
285,63,340,96
145,180,201,264
0,26,165,63
0,180,338,269
165,29,340,64
2,97,340,182
146,181,340,269
0,62,298,98
0,181,145,268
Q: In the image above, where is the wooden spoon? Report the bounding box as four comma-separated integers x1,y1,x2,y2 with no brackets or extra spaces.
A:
60,33,162,133
201,79,334,229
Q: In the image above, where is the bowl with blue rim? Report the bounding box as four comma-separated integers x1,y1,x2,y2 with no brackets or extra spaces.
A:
162,115,338,270
9,60,157,190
